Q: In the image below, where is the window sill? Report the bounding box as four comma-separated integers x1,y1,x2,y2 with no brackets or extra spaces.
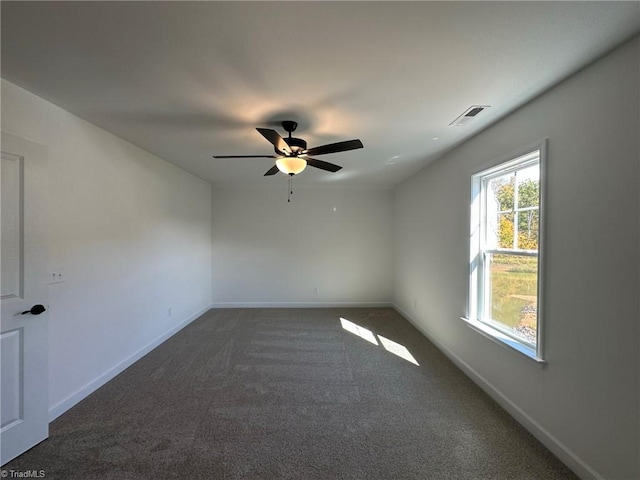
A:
461,317,546,366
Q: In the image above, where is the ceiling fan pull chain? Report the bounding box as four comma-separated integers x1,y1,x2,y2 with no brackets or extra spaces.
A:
288,174,292,203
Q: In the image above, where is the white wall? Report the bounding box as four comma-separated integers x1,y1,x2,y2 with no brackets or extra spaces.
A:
1,79,213,419
212,186,393,306
394,37,639,480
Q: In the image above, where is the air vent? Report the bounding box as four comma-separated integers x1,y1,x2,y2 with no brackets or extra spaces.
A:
449,105,490,127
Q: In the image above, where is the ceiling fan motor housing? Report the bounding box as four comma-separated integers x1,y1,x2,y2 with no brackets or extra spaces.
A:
282,137,307,154
277,121,306,154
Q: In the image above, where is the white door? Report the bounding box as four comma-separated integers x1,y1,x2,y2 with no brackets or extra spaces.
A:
1,132,49,466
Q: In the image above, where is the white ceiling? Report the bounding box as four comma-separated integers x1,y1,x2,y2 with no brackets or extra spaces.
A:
2,2,639,188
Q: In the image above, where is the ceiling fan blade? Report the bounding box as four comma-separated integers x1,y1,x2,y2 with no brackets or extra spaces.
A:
256,128,292,155
303,139,363,156
264,165,280,176
304,157,343,173
212,155,276,159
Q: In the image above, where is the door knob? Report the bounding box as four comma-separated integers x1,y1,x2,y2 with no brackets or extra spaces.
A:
21,304,46,315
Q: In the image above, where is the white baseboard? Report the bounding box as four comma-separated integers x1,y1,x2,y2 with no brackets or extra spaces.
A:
211,301,394,308
392,303,604,480
48,304,213,421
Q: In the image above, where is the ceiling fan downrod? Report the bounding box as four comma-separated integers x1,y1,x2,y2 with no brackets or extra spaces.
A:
280,121,307,155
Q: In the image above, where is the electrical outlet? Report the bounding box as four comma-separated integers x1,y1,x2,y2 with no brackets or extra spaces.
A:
49,266,65,284
313,287,319,295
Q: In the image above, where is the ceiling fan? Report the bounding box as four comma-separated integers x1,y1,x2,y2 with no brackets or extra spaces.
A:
213,120,363,177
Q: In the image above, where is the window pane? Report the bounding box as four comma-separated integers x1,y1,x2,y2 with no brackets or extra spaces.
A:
516,165,539,209
517,210,539,250
487,253,538,345
497,212,514,249
488,173,515,212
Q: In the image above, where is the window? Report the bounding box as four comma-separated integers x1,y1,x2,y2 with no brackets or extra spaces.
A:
466,141,546,362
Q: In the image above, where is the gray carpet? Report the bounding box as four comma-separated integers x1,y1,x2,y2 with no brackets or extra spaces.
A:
5,308,577,479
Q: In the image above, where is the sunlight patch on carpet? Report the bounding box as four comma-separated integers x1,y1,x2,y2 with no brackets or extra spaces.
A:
340,317,378,345
339,317,419,366
378,335,419,366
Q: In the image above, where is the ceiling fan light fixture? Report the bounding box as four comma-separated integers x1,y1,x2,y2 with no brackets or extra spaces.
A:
276,156,307,175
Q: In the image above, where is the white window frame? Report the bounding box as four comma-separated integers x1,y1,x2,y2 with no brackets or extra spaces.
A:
464,140,547,363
